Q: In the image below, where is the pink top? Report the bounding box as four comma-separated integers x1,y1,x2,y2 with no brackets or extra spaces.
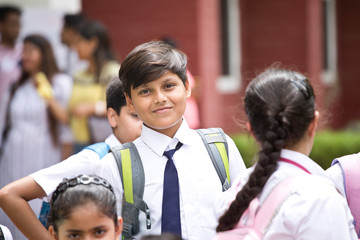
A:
0,43,22,101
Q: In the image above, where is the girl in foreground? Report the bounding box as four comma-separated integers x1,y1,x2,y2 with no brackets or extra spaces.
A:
49,175,122,240
215,69,357,239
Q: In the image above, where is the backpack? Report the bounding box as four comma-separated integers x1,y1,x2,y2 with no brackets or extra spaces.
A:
214,175,308,240
110,128,231,240
38,142,111,228
331,154,360,238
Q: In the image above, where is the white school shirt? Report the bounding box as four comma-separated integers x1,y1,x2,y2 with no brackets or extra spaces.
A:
215,149,357,240
30,134,121,197
97,119,246,240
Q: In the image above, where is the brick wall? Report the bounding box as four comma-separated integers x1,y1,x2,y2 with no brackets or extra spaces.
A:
333,0,360,128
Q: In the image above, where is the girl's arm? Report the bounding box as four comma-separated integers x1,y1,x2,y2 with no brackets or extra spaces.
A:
46,97,69,124
0,176,51,240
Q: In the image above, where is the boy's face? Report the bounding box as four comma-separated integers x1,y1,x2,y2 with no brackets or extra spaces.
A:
109,105,142,144
126,71,191,137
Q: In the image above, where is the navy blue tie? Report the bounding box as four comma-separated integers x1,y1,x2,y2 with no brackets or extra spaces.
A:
161,141,183,236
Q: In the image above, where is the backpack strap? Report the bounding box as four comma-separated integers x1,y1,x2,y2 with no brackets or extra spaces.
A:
252,176,308,233
110,142,151,240
84,142,111,159
332,154,360,237
196,128,230,191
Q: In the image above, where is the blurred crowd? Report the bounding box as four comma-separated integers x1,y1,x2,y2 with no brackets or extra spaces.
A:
0,4,120,218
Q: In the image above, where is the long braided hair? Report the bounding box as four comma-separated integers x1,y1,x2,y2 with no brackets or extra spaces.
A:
216,68,316,232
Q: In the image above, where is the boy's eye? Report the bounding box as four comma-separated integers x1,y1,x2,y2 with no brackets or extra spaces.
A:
139,89,150,95
94,229,106,237
164,83,175,89
67,233,80,239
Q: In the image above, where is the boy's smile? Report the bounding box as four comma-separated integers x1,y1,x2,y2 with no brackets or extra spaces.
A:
126,71,191,137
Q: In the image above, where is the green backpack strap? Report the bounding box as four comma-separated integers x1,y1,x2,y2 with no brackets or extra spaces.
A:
196,128,230,191
110,142,151,240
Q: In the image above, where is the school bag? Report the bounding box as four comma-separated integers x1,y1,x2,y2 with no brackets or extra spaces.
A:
214,175,311,240
110,128,231,240
331,153,360,238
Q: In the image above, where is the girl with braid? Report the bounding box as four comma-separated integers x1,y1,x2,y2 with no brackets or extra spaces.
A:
215,69,357,239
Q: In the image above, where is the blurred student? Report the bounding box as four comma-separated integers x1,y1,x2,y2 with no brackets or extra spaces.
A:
60,12,87,75
0,5,22,102
215,69,357,239
0,34,72,240
48,175,122,240
0,78,142,240
69,20,120,153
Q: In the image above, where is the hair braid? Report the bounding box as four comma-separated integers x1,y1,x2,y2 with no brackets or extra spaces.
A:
216,117,286,231
217,68,315,232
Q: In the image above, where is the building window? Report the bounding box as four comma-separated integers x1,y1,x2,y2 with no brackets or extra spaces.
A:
217,0,241,93
322,0,337,85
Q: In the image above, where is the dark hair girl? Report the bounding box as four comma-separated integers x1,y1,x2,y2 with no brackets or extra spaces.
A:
216,69,357,239
49,175,122,240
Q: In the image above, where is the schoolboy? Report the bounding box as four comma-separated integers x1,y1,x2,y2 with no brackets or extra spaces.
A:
0,79,142,240
97,41,246,239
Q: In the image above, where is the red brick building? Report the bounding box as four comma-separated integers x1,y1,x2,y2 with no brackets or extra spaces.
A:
82,0,360,133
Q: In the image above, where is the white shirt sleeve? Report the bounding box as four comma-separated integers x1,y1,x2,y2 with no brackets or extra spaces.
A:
30,149,101,197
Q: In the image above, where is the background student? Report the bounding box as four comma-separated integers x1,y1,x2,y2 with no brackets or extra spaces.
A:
215,68,357,239
0,78,142,240
0,5,22,102
97,41,247,239
0,34,72,240
69,20,120,153
48,175,122,240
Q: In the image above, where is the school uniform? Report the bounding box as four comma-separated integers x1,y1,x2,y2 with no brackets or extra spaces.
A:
30,134,121,197
216,149,357,240
96,119,246,239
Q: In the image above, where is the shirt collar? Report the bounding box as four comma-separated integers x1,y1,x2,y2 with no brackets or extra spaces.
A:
105,134,122,148
140,118,192,157
280,149,327,177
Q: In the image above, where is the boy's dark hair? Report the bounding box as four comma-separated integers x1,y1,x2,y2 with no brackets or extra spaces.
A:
119,41,188,97
106,77,126,114
63,13,86,32
0,5,21,22
217,68,316,232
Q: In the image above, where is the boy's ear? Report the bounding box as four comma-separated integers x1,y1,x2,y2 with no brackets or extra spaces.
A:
107,108,118,128
185,79,192,98
115,217,123,237
48,226,58,240
125,94,135,112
